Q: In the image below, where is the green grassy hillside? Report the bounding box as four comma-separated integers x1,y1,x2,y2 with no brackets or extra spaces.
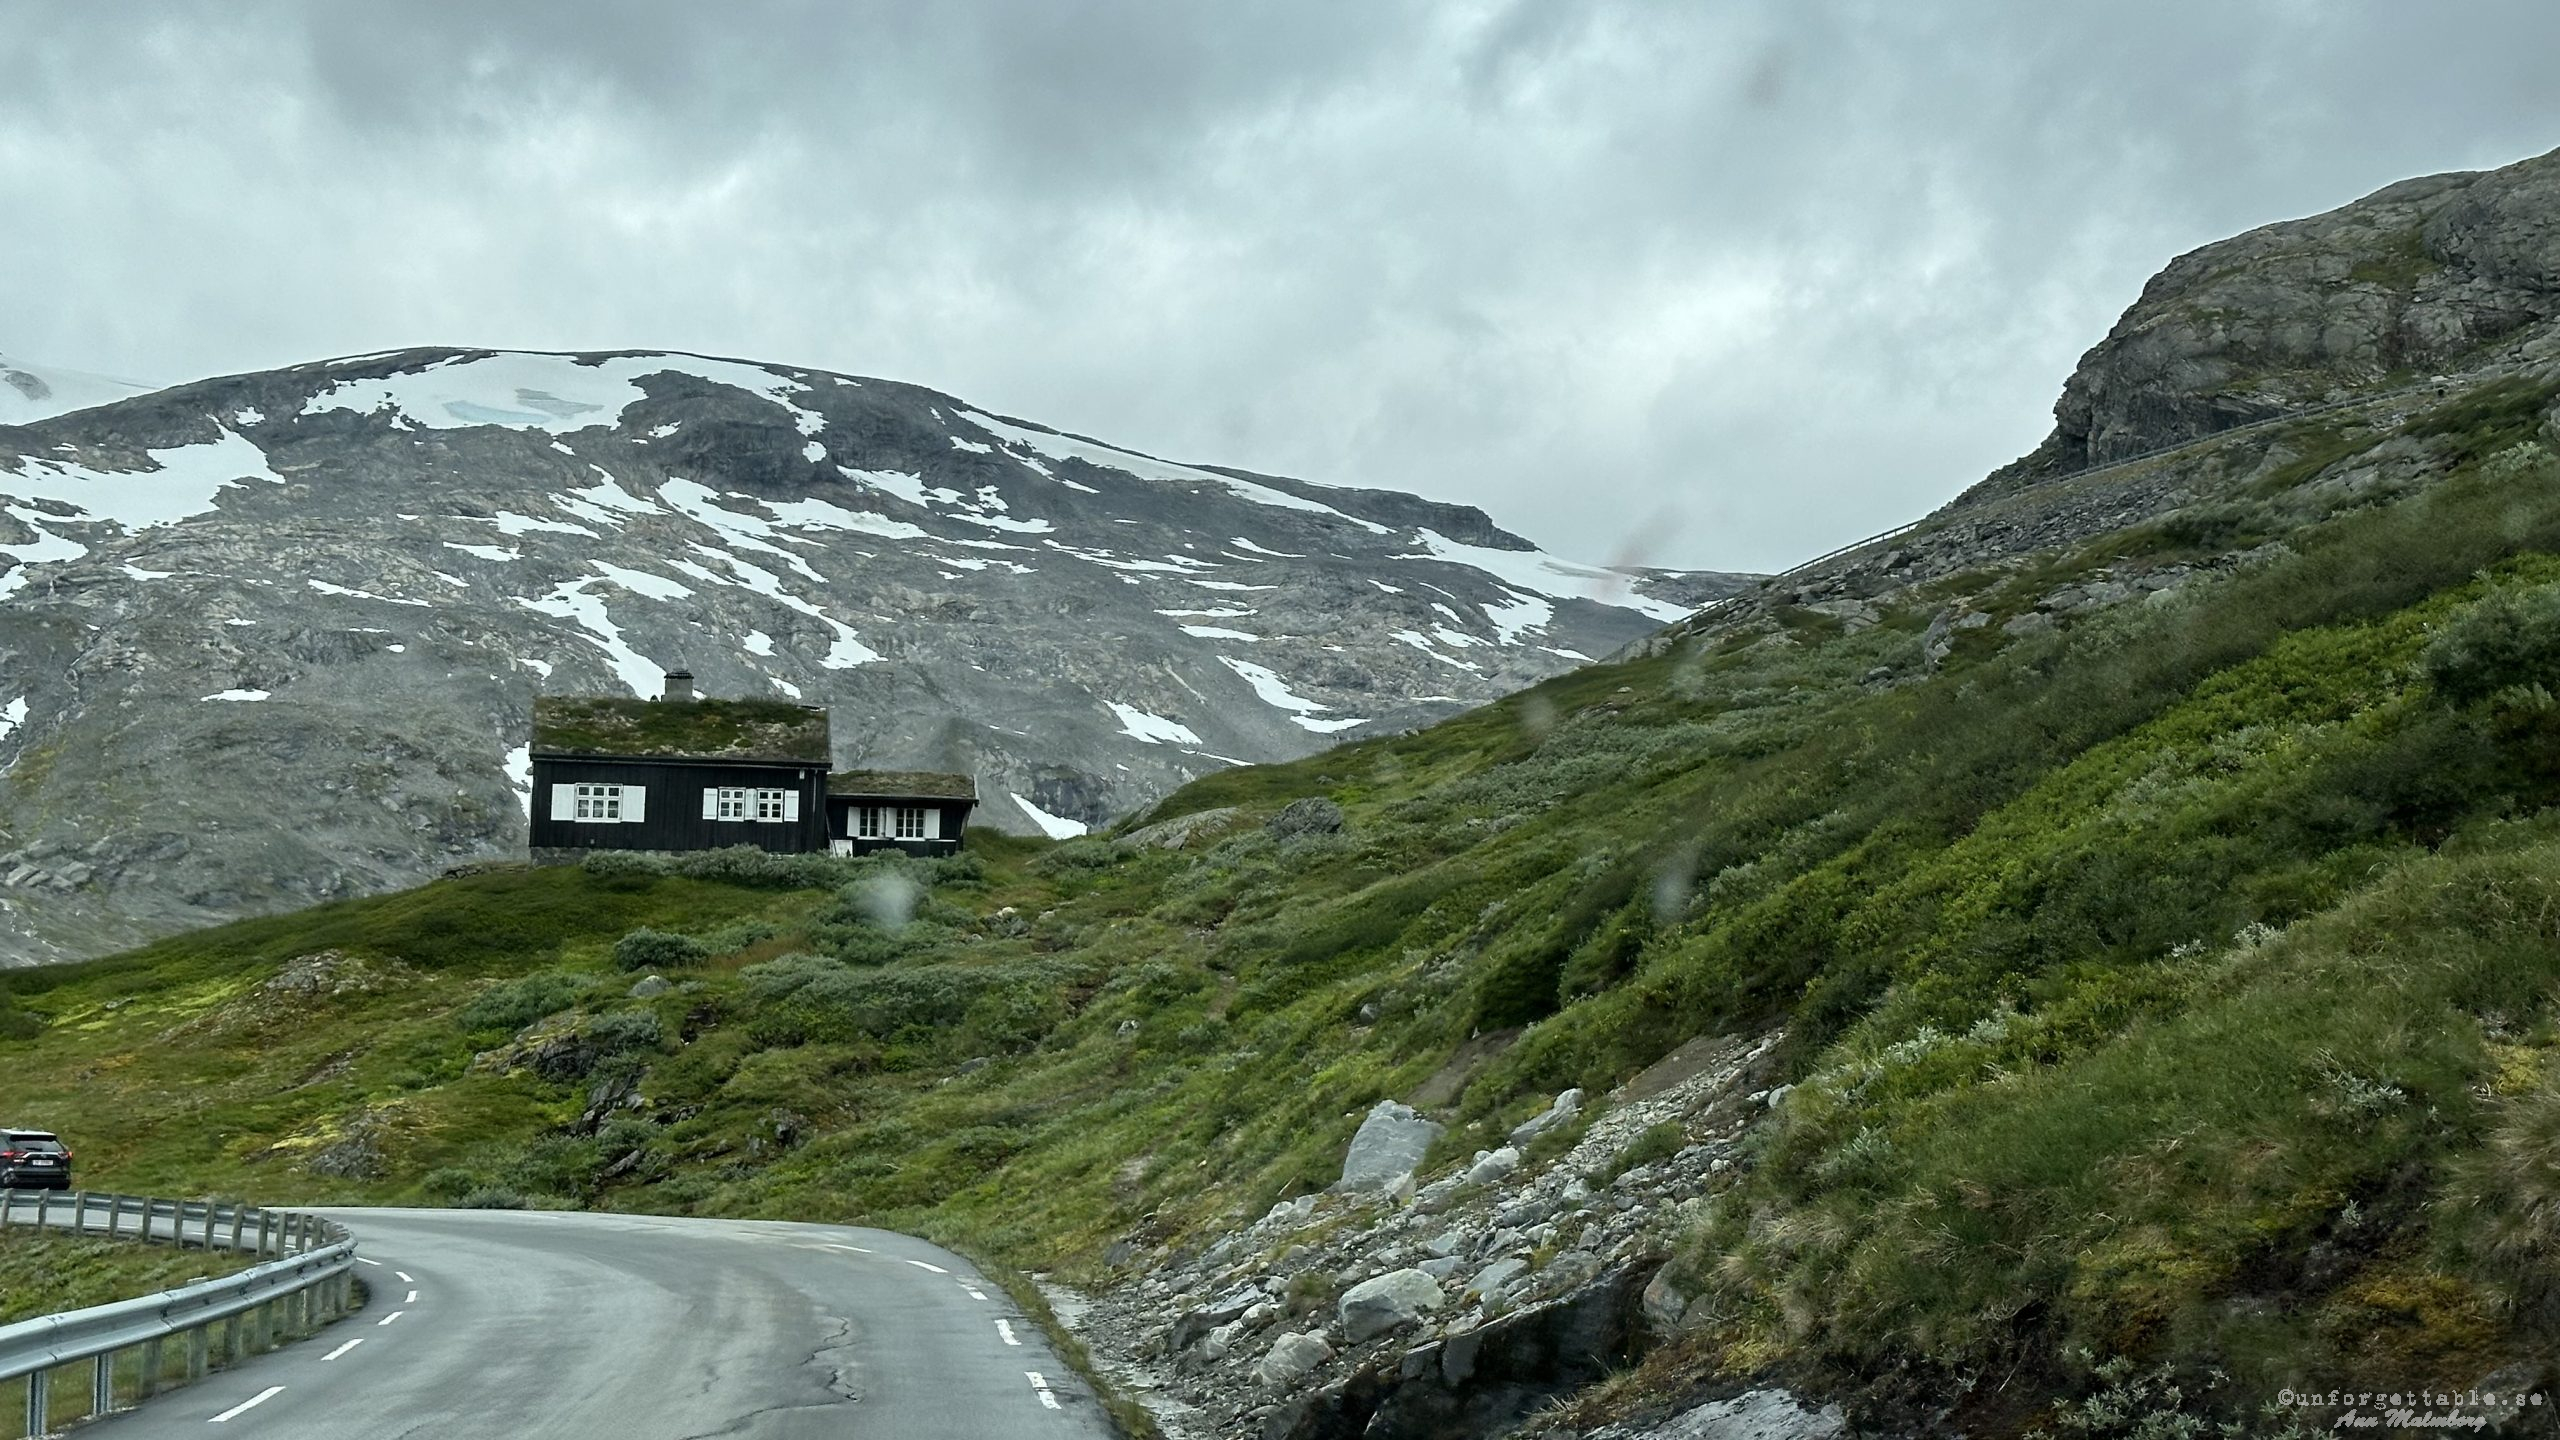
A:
9,385,2560,1428
0,1228,255,1326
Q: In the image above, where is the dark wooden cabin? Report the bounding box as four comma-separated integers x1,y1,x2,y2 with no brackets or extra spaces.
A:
528,672,833,858
826,770,978,857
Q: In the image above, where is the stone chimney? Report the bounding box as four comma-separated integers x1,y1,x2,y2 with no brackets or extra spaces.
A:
662,668,696,702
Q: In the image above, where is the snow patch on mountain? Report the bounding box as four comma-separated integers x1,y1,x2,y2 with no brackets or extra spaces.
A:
0,426,281,532
300,350,827,436
1108,702,1203,747
0,352,158,426
1012,792,1090,839
1400,528,1687,624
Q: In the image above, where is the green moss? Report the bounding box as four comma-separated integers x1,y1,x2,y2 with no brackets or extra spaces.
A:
531,695,829,761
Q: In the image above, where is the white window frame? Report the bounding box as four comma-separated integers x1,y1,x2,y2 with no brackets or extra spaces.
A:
894,805,927,840
574,783,622,821
856,804,884,839
715,787,748,820
754,788,789,821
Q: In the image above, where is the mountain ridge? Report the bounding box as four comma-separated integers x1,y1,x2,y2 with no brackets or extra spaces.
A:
0,345,1748,963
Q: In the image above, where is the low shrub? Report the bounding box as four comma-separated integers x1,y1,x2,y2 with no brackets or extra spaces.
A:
613,927,711,972
457,969,593,1032
2422,582,2560,706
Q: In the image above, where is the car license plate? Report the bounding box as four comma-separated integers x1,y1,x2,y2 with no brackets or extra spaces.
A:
30,1158,55,1167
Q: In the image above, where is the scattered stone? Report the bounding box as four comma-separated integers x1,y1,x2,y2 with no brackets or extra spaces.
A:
1337,1268,1445,1344
1466,1257,1526,1301
1334,1100,1443,1193
628,975,671,999
1506,1088,1584,1146
1255,1332,1334,1389
1465,1146,1522,1186
1595,1388,1847,1440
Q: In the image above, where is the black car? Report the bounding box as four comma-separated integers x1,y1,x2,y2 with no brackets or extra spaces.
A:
0,1128,72,1190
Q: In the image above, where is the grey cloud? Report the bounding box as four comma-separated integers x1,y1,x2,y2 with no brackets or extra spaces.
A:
5,1,2559,571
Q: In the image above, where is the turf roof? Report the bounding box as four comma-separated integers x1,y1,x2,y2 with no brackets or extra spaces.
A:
827,769,979,801
531,696,831,764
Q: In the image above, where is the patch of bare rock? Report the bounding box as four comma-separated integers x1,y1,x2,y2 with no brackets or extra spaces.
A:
1052,1030,1845,1440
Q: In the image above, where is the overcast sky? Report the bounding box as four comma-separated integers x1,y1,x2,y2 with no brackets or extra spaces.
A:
5,3,2558,572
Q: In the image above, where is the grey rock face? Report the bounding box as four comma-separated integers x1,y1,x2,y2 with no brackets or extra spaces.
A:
1337,1267,1445,1344
1334,1100,1444,1193
0,346,1751,964
2005,146,2560,482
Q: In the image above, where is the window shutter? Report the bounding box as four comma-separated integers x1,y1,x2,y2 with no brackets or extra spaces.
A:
622,784,646,823
784,790,801,823
922,806,941,840
703,788,719,821
549,784,577,822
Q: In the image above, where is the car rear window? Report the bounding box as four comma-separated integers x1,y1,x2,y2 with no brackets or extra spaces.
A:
4,1134,62,1152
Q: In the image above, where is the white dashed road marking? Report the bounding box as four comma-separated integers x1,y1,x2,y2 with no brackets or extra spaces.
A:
405,1289,418,1304
963,1286,988,1301
209,1386,285,1423
1024,1372,1062,1411
996,1319,1020,1346
821,1243,873,1255
395,1271,414,1283
377,1310,405,1327
905,1259,948,1274
321,1338,364,1362
354,1257,381,1267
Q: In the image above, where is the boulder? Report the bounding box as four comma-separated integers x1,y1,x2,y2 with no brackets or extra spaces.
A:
1256,1331,1335,1389
628,974,671,998
1411,1174,1469,1214
1465,1147,1522,1186
1170,1281,1266,1351
1122,804,1246,850
1267,797,1345,839
1334,1100,1443,1193
1466,1257,1526,1301
1634,1389,1848,1440
1639,1269,1692,1335
1507,1088,1584,1146
1337,1267,1446,1344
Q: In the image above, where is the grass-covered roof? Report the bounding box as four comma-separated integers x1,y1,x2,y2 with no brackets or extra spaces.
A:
531,695,831,763
827,769,978,802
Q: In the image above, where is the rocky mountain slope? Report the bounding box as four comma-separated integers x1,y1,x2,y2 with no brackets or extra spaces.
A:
0,349,1745,963
0,351,156,426
16,149,2560,1440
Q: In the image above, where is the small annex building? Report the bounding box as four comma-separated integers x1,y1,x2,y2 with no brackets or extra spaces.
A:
528,670,978,860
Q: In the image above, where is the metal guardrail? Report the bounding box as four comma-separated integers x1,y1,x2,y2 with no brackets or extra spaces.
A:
0,1189,360,1436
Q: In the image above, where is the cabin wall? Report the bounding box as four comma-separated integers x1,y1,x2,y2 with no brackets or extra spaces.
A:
824,798,972,857
529,757,829,854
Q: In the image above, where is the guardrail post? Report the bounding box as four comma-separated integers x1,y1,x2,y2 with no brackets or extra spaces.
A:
228,1204,246,1251
186,1323,209,1380
25,1365,47,1437
72,1189,89,1236
105,1193,122,1240
201,1203,217,1252
257,1211,272,1257
222,1313,242,1365
35,1189,51,1231
139,1336,164,1398
92,1347,115,1418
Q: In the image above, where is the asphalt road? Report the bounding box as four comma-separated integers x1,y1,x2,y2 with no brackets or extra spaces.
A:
89,1207,1120,1440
